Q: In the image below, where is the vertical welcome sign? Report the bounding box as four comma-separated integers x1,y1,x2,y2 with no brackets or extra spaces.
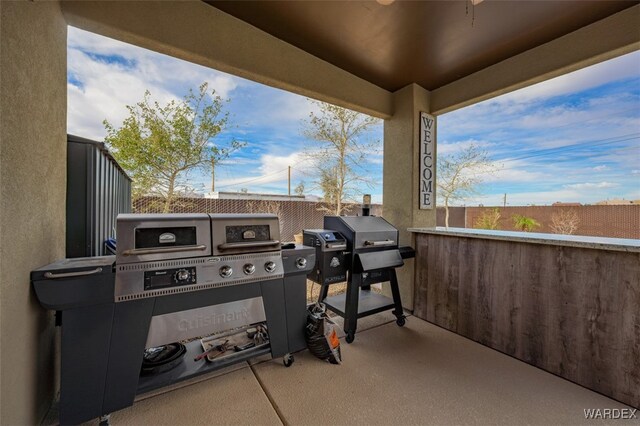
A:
419,112,435,209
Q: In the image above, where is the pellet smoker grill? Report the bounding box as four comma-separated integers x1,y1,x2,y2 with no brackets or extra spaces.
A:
305,200,415,343
32,213,314,425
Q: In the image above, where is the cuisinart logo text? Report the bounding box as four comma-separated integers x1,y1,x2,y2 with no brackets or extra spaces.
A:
177,309,250,331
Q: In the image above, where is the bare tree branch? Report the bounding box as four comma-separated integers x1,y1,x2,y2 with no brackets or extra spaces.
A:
301,100,381,215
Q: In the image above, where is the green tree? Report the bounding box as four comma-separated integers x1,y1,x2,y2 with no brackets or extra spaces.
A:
302,100,380,215
437,144,495,227
512,214,541,232
104,83,243,213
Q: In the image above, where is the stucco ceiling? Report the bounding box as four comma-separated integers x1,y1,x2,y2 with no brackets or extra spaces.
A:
206,0,637,92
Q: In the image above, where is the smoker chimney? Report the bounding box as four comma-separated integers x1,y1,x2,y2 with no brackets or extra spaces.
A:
362,194,371,216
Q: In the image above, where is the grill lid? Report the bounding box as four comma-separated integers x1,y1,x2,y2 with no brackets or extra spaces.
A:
332,216,397,233
210,213,281,256
324,216,399,250
116,213,212,264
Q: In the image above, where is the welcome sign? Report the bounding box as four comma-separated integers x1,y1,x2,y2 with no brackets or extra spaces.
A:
419,112,435,209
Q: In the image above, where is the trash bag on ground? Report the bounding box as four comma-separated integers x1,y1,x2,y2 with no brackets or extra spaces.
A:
305,303,342,364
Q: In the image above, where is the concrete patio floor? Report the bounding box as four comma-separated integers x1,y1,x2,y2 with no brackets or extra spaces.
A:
86,314,632,426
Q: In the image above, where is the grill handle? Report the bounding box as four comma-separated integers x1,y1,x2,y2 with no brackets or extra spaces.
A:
44,267,103,279
121,244,208,256
363,240,396,247
217,240,281,251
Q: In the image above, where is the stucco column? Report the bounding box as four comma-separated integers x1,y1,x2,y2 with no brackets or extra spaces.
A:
383,84,436,309
0,1,67,424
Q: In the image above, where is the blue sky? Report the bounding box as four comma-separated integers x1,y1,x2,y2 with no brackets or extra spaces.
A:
439,52,640,205
67,27,639,206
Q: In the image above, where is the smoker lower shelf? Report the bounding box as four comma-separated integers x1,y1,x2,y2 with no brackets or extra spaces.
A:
136,339,271,395
323,290,395,319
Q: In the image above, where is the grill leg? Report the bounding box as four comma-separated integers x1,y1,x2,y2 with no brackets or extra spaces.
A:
319,282,330,303
389,269,405,322
343,273,361,343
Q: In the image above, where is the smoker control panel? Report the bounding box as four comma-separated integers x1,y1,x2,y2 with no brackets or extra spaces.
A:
144,267,197,290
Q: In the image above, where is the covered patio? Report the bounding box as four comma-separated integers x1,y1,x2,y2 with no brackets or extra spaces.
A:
1,1,639,424
63,313,629,425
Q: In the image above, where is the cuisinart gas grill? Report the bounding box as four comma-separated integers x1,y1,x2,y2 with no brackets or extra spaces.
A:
31,213,314,425
305,211,415,343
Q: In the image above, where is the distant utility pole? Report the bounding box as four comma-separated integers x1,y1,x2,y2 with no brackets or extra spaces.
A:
503,193,507,208
288,165,291,196
211,160,215,192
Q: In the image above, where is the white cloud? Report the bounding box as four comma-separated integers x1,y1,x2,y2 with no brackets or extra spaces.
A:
231,90,325,139
213,151,312,191
259,152,306,175
592,165,608,171
484,165,548,183
67,27,241,141
563,182,617,190
495,51,640,104
66,27,383,200
437,139,495,156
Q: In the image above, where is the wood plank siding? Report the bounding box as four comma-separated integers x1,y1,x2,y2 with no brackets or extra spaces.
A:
413,233,640,408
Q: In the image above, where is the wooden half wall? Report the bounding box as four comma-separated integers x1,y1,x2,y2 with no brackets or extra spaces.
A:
413,232,640,408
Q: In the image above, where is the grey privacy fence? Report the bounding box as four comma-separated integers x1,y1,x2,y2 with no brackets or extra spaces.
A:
66,134,132,257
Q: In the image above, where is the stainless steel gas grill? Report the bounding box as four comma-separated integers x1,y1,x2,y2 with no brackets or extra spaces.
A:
31,213,314,425
307,208,415,343
115,213,284,303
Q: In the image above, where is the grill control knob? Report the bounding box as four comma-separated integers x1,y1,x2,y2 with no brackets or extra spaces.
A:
175,269,190,282
295,257,307,269
243,263,256,275
264,261,277,273
219,265,233,278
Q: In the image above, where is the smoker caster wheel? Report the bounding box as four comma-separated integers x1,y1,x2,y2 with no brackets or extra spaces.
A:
98,414,111,426
396,316,406,327
283,354,294,367
345,332,355,344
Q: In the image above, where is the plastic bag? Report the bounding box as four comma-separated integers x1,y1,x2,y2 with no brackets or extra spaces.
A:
305,303,342,364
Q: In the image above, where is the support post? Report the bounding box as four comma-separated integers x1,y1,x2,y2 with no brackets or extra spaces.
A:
383,84,437,310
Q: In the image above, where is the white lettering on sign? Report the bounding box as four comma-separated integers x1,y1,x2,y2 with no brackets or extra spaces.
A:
419,112,435,209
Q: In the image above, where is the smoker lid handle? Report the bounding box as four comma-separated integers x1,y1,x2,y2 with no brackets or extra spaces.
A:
364,240,396,246
217,240,281,250
121,244,208,256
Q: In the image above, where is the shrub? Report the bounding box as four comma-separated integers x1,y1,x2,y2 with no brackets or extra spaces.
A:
512,214,541,232
474,208,501,230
